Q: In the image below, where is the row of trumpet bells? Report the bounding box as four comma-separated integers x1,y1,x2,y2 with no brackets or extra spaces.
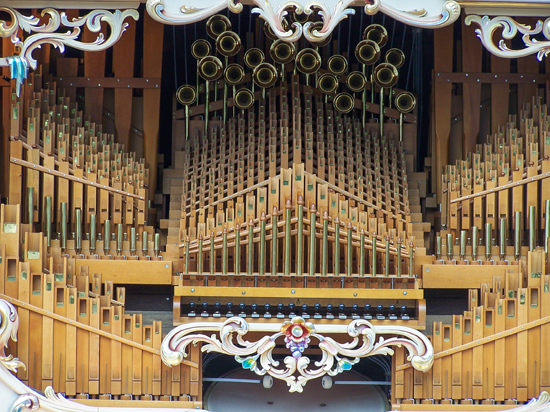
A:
191,35,404,75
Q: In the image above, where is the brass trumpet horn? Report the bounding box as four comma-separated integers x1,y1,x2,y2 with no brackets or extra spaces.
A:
295,48,321,74
224,63,245,85
191,39,211,105
176,85,196,106
288,10,309,25
333,92,354,114
395,91,416,113
224,64,245,119
253,62,278,90
355,39,380,66
216,31,241,57
176,85,196,140
191,39,211,60
373,63,398,136
244,48,265,69
270,40,296,64
346,71,366,93
295,48,321,86
373,63,399,88
234,88,255,110
198,56,223,132
206,14,231,39
327,55,348,76
318,73,338,95
395,91,416,142
385,48,405,69
199,56,223,82
363,24,388,47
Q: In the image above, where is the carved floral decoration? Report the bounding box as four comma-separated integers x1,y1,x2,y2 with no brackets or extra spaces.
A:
0,8,139,96
466,15,550,61
146,0,460,43
161,316,435,393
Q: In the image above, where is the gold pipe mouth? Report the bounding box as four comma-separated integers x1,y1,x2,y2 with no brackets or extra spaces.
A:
346,71,367,93
327,54,348,76
270,40,296,64
224,63,245,85
373,63,399,88
206,14,231,39
176,85,197,106
288,10,309,24
363,24,388,47
216,31,242,57
395,91,416,113
253,62,278,88
318,73,338,94
355,39,380,66
198,55,224,81
191,39,211,60
234,88,255,110
333,92,354,114
295,48,321,74
244,48,265,69
385,48,405,69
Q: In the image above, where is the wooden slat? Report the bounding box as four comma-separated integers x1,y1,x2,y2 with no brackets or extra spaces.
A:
142,13,164,199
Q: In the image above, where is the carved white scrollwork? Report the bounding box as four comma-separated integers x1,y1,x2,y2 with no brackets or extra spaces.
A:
161,316,434,393
0,8,139,96
466,15,550,61
146,0,460,43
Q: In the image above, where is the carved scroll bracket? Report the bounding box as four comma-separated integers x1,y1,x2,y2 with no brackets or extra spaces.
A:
146,0,460,43
0,8,139,96
161,316,434,393
466,15,550,61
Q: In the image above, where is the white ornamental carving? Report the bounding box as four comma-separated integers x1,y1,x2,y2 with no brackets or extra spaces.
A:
0,8,139,96
161,316,435,393
466,15,550,60
146,0,460,43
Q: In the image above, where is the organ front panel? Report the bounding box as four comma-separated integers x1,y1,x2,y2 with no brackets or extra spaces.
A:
0,5,548,412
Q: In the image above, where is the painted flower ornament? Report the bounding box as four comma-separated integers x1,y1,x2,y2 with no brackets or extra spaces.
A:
281,317,313,358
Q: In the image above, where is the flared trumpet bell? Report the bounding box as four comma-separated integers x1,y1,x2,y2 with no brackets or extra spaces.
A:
385,48,405,69
373,63,399,88
224,63,245,85
234,88,255,110
346,71,367,93
363,24,388,47
295,48,321,74
191,39,211,60
395,91,416,113
264,21,289,41
318,73,338,94
333,92,354,114
307,22,332,47
355,39,380,66
216,31,241,57
206,14,231,39
198,56,223,81
176,85,196,106
270,40,296,64
288,10,309,24
244,48,265,69
327,55,348,76
253,62,278,88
